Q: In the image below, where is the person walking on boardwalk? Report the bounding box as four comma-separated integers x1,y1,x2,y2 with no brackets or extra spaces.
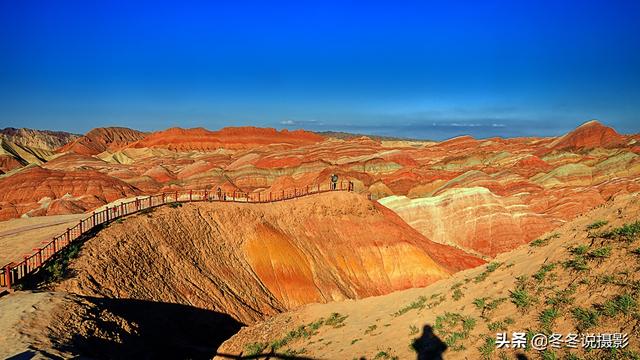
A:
330,174,338,190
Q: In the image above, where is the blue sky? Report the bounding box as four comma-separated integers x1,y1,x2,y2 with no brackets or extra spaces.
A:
0,0,639,139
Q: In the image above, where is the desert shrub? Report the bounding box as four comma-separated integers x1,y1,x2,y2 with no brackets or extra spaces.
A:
364,324,378,335
487,317,514,331
478,336,496,360
588,246,612,260
599,221,640,242
570,245,589,255
538,308,559,333
474,262,503,283
392,296,427,317
586,220,608,230
533,263,556,282
571,307,599,331
409,325,419,335
510,286,535,311
244,342,268,356
563,255,589,272
452,288,464,301
325,312,348,328
374,348,399,360
598,293,637,317
432,312,476,351
168,201,182,209
530,233,560,247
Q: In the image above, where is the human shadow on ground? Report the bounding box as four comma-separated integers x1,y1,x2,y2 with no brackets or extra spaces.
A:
411,325,447,360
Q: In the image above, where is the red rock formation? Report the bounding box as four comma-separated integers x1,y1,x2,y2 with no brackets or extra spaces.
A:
57,127,147,155
127,127,324,151
0,166,141,220
549,120,626,151
55,192,484,324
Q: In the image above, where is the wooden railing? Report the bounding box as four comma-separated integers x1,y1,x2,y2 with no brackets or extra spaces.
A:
0,181,355,289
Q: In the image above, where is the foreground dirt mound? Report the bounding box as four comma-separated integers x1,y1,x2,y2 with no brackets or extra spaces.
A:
218,192,640,359
54,192,481,326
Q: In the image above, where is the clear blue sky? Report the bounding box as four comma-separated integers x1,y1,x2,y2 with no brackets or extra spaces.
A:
1,0,639,139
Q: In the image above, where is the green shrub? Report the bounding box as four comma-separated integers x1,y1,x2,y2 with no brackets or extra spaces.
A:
478,336,496,360
392,296,427,317
570,245,589,255
452,288,464,301
510,287,535,310
325,312,348,328
599,293,637,317
533,263,556,282
586,220,608,230
588,246,612,260
244,342,268,356
571,307,598,331
538,308,559,332
474,262,503,283
563,256,589,272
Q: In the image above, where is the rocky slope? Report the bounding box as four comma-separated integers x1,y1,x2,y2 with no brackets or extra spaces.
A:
57,127,147,155
0,127,79,151
0,192,483,359
53,192,482,325
216,192,640,360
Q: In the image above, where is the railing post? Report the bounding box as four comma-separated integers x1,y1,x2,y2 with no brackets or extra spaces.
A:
4,265,12,289
35,249,42,267
66,228,70,245
317,183,320,193
189,190,193,202
269,192,272,201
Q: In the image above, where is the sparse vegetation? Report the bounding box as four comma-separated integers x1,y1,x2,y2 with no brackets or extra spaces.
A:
571,307,599,331
487,317,515,331
533,263,556,282
392,296,427,317
244,342,268,356
563,255,589,272
599,221,640,242
588,245,612,260
269,317,331,351
325,312,348,328
510,285,535,311
452,288,464,301
598,293,637,317
478,336,496,360
538,307,559,333
432,312,476,351
168,201,182,209
474,262,503,283
364,324,378,335
530,233,560,247
586,220,608,230
409,325,419,335
546,285,577,308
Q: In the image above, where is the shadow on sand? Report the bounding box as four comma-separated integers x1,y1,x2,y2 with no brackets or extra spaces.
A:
411,325,447,360
56,297,244,359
